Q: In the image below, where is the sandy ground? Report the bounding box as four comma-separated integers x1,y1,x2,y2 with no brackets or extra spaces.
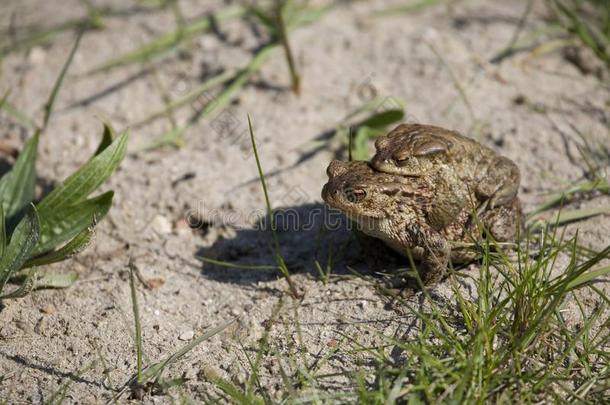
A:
1,0,609,403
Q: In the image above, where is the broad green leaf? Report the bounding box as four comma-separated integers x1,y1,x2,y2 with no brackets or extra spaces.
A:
0,134,39,220
34,191,113,256
0,206,5,258
0,206,40,294
36,132,127,213
357,109,405,130
353,127,371,161
24,223,95,268
35,271,79,289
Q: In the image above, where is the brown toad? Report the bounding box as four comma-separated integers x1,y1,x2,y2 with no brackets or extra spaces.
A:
371,124,520,225
321,160,522,284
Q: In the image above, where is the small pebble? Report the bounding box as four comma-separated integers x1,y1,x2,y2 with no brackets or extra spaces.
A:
41,304,56,315
146,277,165,289
179,330,194,341
29,47,46,65
151,215,172,235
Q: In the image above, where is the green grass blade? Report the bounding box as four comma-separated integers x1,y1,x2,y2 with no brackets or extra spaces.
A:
34,191,113,256
36,132,127,212
129,262,144,383
0,206,40,295
565,264,610,290
527,178,610,218
0,134,39,220
134,69,234,127
247,116,299,298
0,92,35,129
41,30,84,133
197,256,278,271
0,91,8,109
87,6,244,74
146,45,275,149
0,99,37,130
275,1,301,95
550,206,610,226
374,0,447,15
211,377,256,403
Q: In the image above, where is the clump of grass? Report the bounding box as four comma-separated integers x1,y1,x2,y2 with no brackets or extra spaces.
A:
352,227,610,402
199,226,609,402
0,32,128,301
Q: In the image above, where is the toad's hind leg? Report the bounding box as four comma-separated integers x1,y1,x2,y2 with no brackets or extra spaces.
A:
476,156,520,209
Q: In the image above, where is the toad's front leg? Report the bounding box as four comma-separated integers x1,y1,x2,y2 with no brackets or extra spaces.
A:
405,223,450,285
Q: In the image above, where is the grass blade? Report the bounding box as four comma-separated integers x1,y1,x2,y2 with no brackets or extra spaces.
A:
87,6,244,74
0,99,37,130
247,116,300,298
550,206,610,226
566,265,610,290
141,318,238,383
275,1,301,95
40,30,84,133
129,261,144,383
134,69,234,127
146,44,275,149
197,256,278,271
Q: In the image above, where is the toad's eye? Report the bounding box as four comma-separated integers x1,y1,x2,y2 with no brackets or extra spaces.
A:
345,188,366,203
395,155,414,167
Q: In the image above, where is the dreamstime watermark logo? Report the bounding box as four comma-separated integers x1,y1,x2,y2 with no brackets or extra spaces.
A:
184,200,353,232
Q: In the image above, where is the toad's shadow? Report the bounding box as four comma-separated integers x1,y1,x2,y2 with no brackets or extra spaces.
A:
196,202,407,285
